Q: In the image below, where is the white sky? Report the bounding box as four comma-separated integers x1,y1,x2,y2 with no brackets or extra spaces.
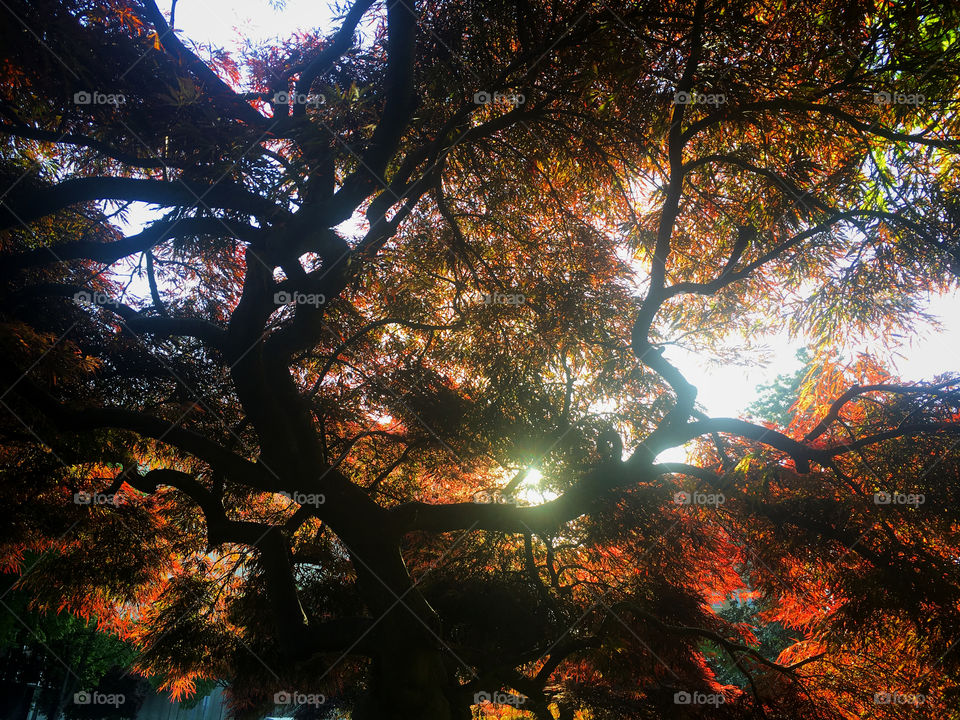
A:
670,291,960,418
169,0,344,50
152,0,959,420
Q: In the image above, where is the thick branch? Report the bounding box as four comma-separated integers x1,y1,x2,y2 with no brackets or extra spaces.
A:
139,0,268,129
392,462,641,534
320,0,418,224
290,0,378,117
3,217,262,274
0,122,186,169
0,363,265,484
1,177,284,230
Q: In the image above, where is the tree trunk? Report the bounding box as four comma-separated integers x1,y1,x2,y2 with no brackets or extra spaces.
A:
353,639,455,720
345,535,464,720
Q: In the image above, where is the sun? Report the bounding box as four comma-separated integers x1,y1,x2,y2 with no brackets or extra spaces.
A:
516,468,558,505
523,468,543,484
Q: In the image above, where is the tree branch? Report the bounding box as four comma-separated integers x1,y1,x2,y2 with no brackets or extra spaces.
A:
803,380,960,442
139,0,269,129
1,177,285,230
2,217,262,274
0,363,264,484
290,0,378,117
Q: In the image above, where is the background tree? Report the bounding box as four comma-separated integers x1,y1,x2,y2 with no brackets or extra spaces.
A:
0,567,148,720
745,349,813,428
1,0,959,718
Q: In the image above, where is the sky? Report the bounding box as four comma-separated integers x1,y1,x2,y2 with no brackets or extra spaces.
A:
148,0,960,421
169,0,343,50
668,289,960,417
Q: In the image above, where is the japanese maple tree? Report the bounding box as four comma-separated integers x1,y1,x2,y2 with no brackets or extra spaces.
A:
1,0,959,718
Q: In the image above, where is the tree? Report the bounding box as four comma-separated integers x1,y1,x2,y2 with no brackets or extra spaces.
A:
745,349,812,428
1,0,959,718
0,568,148,720
700,594,794,691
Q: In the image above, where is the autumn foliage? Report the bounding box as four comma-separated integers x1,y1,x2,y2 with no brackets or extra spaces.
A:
1,0,959,718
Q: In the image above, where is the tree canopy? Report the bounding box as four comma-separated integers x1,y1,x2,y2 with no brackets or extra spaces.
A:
1,0,959,718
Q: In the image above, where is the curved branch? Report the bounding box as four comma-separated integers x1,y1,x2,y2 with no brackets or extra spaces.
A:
820,422,960,456
116,467,366,657
306,316,464,399
0,362,265,485
681,153,834,214
24,283,227,347
139,0,268,129
663,210,935,300
653,416,960,472
682,99,959,149
804,379,960,442
290,0,378,117
0,122,187,169
2,217,262,274
1,177,285,230
682,418,822,472
609,602,818,676
627,0,707,436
